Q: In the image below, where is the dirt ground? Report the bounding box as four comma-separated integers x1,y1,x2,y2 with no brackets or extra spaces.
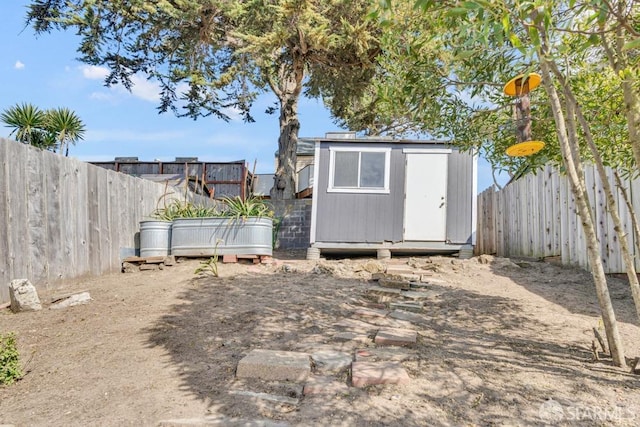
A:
1,251,639,427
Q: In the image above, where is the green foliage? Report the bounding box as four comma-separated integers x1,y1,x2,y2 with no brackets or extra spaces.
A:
354,0,640,182
152,196,273,221
1,103,86,155
220,196,274,220
194,240,221,277
26,0,382,198
0,332,22,386
151,199,220,221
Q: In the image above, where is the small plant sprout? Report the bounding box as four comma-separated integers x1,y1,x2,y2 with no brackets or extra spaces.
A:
194,239,223,277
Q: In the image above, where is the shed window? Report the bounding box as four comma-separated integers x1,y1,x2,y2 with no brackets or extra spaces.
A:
328,147,390,193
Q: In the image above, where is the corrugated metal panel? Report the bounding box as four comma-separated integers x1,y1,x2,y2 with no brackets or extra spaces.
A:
171,217,272,256
446,151,474,244
314,143,404,242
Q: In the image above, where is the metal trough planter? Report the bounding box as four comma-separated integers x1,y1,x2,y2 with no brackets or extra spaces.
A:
139,220,172,257
171,217,273,256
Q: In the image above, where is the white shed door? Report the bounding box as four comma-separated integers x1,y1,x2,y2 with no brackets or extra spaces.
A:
404,153,448,241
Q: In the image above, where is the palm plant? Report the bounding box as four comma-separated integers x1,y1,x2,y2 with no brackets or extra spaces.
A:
46,107,86,156
1,103,85,155
0,103,52,149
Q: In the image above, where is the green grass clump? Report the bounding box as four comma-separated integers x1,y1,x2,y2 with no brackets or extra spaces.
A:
0,332,22,385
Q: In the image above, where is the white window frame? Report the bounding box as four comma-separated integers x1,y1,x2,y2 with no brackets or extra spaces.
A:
327,146,391,194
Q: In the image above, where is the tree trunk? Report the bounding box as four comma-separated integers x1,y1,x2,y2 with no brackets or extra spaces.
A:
271,93,299,200
270,57,304,201
540,60,627,366
550,63,640,325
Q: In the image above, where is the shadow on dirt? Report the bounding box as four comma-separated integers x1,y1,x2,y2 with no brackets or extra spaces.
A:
144,260,638,426
484,256,639,326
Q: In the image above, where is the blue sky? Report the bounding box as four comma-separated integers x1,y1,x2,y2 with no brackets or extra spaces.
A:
0,1,504,193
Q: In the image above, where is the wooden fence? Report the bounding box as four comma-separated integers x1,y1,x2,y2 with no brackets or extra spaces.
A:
476,164,640,273
0,138,196,303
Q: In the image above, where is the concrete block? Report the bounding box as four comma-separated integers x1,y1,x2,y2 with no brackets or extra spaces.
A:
400,290,438,301
378,278,411,290
389,302,423,313
50,292,92,310
236,349,310,382
310,350,352,374
351,361,410,387
9,279,42,312
389,310,425,324
374,328,417,346
366,286,402,297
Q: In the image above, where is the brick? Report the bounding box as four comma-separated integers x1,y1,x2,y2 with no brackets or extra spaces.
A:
351,361,410,387
236,349,310,382
222,255,238,263
374,328,417,346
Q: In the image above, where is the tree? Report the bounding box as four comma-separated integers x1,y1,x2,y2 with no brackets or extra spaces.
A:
0,103,51,149
363,0,638,366
26,0,381,199
47,107,86,157
1,103,86,155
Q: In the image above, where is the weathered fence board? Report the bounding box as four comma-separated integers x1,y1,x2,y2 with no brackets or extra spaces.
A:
476,163,640,273
0,141,10,302
0,138,200,303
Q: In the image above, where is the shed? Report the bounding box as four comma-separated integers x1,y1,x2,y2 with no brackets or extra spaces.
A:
306,134,477,259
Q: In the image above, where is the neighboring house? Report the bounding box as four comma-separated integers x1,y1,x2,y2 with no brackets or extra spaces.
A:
90,157,251,199
305,133,477,259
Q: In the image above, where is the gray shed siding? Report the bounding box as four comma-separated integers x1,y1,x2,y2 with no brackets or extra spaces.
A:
314,141,475,246
446,151,474,244
315,142,404,242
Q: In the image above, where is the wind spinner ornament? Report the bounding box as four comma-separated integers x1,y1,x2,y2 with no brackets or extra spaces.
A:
503,73,545,157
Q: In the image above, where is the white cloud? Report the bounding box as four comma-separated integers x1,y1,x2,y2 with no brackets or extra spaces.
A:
221,106,244,122
81,65,109,80
129,75,161,102
80,65,161,103
14,60,24,70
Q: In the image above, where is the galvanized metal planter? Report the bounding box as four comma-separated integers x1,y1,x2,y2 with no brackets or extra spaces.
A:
139,220,172,257
171,217,273,256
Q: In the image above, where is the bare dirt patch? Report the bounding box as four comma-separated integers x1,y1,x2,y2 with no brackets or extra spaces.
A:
1,252,639,426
